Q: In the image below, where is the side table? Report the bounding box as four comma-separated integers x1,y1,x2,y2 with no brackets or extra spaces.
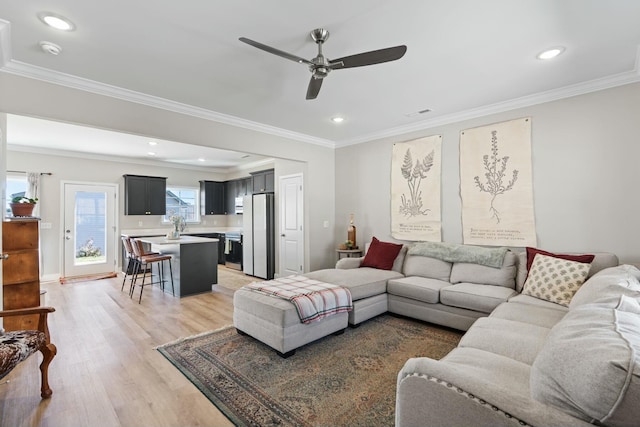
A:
336,249,363,260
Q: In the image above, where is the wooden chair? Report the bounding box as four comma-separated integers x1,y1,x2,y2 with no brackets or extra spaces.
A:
129,238,174,303
0,306,57,398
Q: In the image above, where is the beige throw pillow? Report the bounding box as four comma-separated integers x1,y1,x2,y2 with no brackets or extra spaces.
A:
522,253,591,306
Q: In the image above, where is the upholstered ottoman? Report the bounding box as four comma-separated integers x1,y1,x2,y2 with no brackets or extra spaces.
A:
233,287,349,357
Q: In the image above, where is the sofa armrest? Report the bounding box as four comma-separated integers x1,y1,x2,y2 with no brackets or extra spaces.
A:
335,256,363,269
396,355,591,427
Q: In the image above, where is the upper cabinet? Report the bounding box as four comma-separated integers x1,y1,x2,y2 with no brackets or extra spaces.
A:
124,174,167,215
200,180,225,215
251,169,274,193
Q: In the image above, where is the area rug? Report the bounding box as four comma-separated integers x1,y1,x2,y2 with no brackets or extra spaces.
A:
216,266,258,291
157,314,462,426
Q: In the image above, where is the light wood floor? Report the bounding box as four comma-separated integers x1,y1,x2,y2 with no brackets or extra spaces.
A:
0,271,242,427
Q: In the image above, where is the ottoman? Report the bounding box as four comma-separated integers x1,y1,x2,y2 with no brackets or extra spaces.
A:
233,287,349,357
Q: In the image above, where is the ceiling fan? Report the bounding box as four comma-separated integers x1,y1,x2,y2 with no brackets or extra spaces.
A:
239,28,407,100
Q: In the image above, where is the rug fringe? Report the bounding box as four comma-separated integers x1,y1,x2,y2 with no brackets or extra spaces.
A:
154,324,234,350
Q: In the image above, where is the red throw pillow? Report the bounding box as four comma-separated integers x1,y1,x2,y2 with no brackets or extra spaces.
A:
361,237,403,270
525,247,595,272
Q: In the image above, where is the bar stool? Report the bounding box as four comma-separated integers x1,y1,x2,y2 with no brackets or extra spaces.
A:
129,238,174,303
121,236,158,292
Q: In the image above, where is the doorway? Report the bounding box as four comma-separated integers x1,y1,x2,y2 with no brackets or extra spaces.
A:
278,174,304,276
62,182,117,278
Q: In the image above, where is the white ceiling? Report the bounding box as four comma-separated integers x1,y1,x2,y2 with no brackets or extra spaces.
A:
1,1,640,167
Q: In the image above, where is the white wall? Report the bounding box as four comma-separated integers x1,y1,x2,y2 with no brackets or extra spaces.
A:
335,83,640,264
0,72,336,273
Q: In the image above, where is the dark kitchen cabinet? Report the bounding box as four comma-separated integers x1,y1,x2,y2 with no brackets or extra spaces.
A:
224,180,237,215
251,169,274,193
200,180,225,215
123,174,167,215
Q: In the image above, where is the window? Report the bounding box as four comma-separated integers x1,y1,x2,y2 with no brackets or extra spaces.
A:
163,186,200,223
5,174,28,216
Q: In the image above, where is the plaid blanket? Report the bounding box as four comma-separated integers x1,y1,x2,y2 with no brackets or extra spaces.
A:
244,275,352,324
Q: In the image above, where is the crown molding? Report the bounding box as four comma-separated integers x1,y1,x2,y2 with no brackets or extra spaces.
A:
0,20,11,67
6,144,243,174
337,51,640,147
0,56,336,148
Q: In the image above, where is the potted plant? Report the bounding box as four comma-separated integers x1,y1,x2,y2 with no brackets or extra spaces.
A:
10,196,38,217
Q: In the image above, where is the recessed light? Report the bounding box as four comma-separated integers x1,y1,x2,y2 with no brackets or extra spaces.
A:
147,152,156,156
38,12,75,31
148,141,157,146
537,46,565,60
39,41,62,55
331,116,344,123
198,158,205,162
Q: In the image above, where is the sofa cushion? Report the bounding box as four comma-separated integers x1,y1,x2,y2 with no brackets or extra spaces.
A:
402,254,452,281
569,264,640,310
507,294,571,311
521,254,591,307
525,247,595,274
449,251,517,288
458,317,551,365
531,301,640,426
360,237,403,270
490,300,567,328
440,283,517,314
304,267,403,301
387,276,449,304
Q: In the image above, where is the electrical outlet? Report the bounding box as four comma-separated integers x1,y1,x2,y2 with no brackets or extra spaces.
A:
213,220,218,225
323,220,329,228
138,221,143,227
40,222,52,229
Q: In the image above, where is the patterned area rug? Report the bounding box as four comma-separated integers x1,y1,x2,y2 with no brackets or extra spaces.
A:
157,314,462,426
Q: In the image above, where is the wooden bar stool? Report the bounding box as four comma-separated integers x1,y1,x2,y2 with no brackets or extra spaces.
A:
129,238,174,303
121,236,159,292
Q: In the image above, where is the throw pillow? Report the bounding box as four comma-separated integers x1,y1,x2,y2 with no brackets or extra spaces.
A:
525,247,595,272
522,253,591,306
360,237,403,270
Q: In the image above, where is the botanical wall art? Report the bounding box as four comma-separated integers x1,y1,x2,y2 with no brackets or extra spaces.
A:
391,135,442,241
459,117,537,246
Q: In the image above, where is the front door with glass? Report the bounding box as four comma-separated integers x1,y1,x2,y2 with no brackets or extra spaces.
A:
63,183,117,278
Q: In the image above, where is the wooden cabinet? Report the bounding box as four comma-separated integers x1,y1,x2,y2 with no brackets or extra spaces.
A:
251,169,274,193
123,174,167,215
200,181,225,215
2,219,41,331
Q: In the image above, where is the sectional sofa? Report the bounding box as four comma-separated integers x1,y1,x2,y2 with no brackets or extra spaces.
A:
234,239,638,426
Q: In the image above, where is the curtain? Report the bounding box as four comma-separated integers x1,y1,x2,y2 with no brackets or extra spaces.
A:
26,172,41,217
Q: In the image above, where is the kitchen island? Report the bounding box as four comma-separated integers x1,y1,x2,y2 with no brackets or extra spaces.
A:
136,235,219,297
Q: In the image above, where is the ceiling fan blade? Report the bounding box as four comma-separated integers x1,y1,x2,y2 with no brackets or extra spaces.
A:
239,37,314,66
306,77,323,100
330,45,407,69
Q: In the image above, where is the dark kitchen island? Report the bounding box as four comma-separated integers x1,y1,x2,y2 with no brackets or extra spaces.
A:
137,235,218,297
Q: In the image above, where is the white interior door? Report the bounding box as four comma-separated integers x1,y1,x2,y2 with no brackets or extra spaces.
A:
279,174,304,276
63,183,117,278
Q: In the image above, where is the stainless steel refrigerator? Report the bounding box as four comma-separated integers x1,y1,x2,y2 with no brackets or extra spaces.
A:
242,193,275,280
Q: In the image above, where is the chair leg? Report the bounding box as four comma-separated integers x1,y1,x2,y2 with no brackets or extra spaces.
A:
39,342,57,398
129,259,140,297
167,259,175,296
121,257,132,291
139,263,149,303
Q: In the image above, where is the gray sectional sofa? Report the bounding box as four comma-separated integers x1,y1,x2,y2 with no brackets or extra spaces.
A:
396,263,640,427
235,241,638,426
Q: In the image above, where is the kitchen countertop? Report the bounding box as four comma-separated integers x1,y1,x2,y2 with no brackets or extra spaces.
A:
137,235,219,245
121,226,241,237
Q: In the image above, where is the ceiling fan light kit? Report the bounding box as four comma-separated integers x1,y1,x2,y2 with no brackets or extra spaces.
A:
240,28,407,100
